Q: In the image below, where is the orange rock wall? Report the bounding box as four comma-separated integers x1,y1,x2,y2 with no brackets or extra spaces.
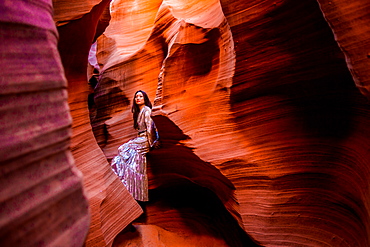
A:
1,0,370,246
54,0,143,246
94,0,370,246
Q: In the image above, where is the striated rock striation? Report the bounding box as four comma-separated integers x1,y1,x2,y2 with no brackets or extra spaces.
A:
222,0,370,245
93,0,370,246
317,0,370,99
54,0,143,246
1,0,370,246
0,1,90,246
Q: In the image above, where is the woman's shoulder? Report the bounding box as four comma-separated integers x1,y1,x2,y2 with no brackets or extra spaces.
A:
142,106,152,113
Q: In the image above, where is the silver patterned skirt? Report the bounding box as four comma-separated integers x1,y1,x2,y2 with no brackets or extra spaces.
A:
111,132,149,201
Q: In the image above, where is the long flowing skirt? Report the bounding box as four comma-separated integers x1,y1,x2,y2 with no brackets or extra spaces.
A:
111,134,149,201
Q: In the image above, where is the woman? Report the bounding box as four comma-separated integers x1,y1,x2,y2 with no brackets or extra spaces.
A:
111,90,159,201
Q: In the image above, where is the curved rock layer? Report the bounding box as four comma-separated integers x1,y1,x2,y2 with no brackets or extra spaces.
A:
0,1,89,246
317,0,370,99
2,0,369,246
54,0,143,246
94,0,370,246
53,0,103,26
223,0,370,245
94,0,249,240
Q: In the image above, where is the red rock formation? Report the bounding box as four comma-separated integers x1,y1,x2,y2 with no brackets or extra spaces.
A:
54,0,143,246
223,0,370,245
317,0,370,99
222,0,370,245
2,0,370,246
94,0,370,246
0,1,89,246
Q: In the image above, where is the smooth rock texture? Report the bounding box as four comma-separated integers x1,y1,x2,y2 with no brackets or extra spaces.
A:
0,1,90,246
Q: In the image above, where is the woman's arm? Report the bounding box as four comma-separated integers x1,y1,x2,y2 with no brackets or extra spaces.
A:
144,108,159,148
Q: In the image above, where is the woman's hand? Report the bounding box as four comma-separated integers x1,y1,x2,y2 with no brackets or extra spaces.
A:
151,140,161,149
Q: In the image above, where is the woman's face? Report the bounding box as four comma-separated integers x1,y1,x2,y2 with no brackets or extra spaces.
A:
135,92,145,106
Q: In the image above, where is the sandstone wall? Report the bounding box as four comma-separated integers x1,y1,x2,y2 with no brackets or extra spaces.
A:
93,0,370,246
1,0,369,246
0,1,90,246
54,0,143,246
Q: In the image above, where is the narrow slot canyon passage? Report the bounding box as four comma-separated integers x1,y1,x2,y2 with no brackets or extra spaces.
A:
1,0,370,246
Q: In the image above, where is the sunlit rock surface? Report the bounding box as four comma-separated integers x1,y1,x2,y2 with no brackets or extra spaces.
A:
53,0,143,246
93,0,370,246
53,0,102,26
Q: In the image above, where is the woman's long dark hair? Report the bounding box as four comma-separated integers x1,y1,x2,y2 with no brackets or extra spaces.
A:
132,90,152,129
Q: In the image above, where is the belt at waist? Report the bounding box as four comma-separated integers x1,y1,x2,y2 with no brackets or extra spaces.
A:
138,130,146,136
